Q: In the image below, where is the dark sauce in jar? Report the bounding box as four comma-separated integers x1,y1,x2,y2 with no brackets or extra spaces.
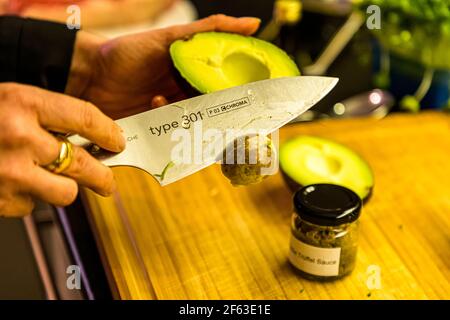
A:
289,184,362,281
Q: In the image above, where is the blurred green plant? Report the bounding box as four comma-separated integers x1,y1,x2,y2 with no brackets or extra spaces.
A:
356,0,450,70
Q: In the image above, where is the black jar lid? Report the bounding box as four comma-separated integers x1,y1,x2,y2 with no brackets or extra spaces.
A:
293,184,362,226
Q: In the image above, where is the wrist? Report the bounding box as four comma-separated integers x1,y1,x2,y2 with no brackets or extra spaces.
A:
65,30,104,98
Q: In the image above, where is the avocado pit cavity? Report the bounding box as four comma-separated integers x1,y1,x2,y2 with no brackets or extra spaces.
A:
222,52,271,86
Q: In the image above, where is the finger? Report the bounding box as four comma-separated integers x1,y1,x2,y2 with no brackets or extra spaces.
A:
0,195,34,218
24,167,79,207
24,85,125,152
27,125,61,166
61,146,116,196
25,125,115,196
151,95,168,109
191,15,261,36
166,15,261,41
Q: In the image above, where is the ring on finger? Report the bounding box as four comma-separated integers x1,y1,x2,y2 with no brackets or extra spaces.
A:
44,136,74,174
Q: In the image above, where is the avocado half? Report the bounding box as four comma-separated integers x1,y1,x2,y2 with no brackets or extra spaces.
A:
279,136,374,200
169,32,300,93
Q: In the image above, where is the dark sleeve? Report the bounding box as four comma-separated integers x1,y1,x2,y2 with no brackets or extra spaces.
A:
0,16,78,93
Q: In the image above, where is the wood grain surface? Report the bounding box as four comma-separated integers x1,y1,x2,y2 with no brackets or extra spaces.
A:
82,111,450,300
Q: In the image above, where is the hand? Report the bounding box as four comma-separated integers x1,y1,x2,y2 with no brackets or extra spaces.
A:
0,83,125,217
66,15,261,119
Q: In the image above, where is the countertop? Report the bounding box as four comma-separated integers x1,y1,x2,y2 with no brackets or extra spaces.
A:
82,111,450,299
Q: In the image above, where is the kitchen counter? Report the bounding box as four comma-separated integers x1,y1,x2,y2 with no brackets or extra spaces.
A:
82,111,450,299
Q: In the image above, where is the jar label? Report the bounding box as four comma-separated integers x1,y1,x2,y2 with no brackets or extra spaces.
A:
289,236,341,277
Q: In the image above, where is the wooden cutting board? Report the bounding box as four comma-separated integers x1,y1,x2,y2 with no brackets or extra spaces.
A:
82,111,450,300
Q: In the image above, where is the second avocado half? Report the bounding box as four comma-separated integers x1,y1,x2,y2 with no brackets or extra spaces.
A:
169,32,300,93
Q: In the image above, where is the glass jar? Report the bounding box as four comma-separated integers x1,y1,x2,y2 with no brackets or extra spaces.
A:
288,184,362,281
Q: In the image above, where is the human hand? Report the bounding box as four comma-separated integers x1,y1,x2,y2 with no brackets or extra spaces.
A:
0,83,125,217
66,15,261,119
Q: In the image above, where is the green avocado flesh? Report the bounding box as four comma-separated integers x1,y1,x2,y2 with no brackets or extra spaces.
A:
280,136,374,199
170,32,300,93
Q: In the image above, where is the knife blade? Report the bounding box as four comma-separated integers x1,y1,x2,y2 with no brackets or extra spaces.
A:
69,76,338,186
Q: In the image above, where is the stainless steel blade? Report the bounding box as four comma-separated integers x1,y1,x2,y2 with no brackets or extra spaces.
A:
69,76,338,186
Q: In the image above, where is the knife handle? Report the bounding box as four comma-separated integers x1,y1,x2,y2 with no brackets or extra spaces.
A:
68,134,128,167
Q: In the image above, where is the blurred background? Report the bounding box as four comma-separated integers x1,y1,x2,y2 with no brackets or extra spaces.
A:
0,0,448,299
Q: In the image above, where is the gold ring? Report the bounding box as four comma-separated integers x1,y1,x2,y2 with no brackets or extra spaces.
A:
45,136,74,174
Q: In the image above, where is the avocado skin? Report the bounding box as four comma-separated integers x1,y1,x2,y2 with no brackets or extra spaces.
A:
279,169,373,204
171,63,202,98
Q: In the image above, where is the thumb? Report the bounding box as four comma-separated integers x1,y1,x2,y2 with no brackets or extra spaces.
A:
165,15,261,43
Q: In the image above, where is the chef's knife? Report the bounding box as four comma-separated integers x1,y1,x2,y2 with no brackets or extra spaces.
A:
69,76,338,186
